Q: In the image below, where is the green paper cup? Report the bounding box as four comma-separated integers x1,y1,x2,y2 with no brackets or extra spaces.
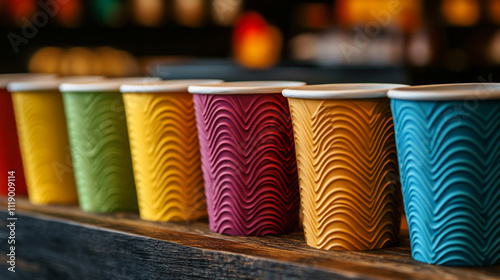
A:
60,77,159,213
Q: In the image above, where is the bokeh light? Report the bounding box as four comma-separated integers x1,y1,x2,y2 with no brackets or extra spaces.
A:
95,47,139,77
59,47,98,76
296,3,330,29
28,47,139,77
489,30,500,64
233,12,283,69
336,0,422,32
211,0,242,26
6,0,36,26
489,0,500,24
442,0,480,26
91,0,127,27
29,47,64,73
174,0,205,27
132,0,165,27
53,0,82,28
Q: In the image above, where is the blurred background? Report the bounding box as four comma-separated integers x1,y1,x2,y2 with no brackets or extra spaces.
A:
0,0,499,84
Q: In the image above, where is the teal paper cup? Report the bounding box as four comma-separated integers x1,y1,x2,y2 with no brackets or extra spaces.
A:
59,77,159,213
388,83,500,266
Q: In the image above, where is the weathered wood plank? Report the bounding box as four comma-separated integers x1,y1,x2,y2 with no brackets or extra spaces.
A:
0,197,499,280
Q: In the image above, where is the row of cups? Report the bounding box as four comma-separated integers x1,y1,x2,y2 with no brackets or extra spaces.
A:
1,73,499,267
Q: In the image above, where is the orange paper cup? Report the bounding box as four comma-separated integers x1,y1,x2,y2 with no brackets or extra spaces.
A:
283,84,406,250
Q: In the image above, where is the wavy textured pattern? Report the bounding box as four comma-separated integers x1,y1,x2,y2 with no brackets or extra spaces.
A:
1,89,27,195
123,92,207,222
63,91,138,213
193,94,300,236
392,100,500,266
288,98,402,250
11,91,78,204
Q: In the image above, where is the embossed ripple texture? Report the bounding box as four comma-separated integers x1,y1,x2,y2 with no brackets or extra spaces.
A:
124,92,207,222
288,98,402,250
392,100,500,266
12,91,78,204
63,92,138,213
193,94,300,236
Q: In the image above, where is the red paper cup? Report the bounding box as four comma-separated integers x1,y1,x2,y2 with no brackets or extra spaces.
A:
188,81,305,236
0,74,56,196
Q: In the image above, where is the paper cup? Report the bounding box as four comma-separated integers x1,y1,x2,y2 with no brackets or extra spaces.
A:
0,73,56,196
189,81,305,236
120,80,222,221
8,76,102,204
389,83,500,266
283,84,406,250
59,77,159,213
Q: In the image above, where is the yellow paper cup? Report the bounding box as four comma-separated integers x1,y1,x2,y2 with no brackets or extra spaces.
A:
121,80,222,221
0,73,56,196
283,84,407,250
8,76,103,205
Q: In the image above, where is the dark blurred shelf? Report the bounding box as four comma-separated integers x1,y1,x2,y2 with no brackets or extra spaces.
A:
408,66,500,85
152,60,500,85
153,60,409,84
0,197,499,280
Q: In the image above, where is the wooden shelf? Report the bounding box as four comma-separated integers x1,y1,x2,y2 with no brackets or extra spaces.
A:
1,197,499,280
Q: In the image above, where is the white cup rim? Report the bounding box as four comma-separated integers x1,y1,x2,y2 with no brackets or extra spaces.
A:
0,73,58,89
388,83,500,100
188,81,306,94
8,76,104,92
120,79,223,93
60,77,160,92
282,83,408,99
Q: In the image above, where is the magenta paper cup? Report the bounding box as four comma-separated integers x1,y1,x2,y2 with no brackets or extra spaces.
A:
188,81,305,236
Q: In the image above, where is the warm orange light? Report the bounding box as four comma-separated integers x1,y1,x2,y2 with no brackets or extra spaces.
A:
233,12,282,69
489,31,500,64
59,47,98,76
132,0,165,27
488,0,500,24
298,3,330,29
336,0,422,32
174,0,205,27
442,0,480,26
29,46,139,76
96,47,139,77
29,47,64,74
